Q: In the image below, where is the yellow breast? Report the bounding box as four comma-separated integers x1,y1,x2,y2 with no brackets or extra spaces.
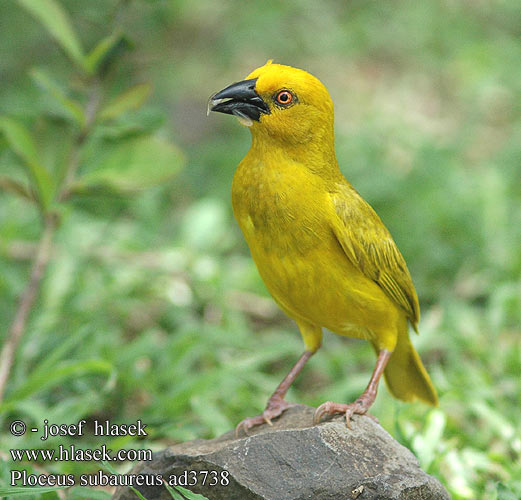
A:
231,154,399,343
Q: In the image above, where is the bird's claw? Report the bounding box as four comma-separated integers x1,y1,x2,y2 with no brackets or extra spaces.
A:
314,396,378,428
235,415,268,437
313,401,350,425
235,398,292,437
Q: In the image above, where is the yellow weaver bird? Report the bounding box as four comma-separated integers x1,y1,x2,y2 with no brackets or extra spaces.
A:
209,61,438,434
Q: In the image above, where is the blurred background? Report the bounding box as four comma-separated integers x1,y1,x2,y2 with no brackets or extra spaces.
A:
0,1,520,498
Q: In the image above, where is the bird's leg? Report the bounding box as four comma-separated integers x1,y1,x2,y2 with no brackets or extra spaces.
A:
235,350,313,437
313,349,391,429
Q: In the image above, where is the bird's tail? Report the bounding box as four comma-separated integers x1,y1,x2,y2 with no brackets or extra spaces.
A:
382,322,438,406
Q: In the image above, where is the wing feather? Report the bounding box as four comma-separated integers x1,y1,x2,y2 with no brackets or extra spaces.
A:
330,184,420,330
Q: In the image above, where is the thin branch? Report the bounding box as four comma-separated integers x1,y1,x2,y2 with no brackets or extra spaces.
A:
0,83,102,405
0,175,35,203
61,81,101,196
0,214,56,402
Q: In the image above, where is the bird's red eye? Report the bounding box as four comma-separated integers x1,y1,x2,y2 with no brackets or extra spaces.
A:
275,90,293,106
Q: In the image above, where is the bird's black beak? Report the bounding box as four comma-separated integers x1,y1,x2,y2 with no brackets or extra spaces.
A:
208,78,270,123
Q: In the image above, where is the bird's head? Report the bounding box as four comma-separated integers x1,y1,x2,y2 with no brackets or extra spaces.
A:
209,61,335,147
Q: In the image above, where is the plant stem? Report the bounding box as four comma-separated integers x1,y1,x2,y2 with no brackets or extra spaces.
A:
0,214,56,403
61,80,101,197
0,83,101,405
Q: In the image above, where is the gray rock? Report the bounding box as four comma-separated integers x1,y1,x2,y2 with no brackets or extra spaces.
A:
113,405,449,500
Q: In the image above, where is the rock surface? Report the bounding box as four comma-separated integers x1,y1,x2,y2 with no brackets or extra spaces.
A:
113,405,449,500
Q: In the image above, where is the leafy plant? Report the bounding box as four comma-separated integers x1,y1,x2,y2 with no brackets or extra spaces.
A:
0,1,520,500
0,0,183,406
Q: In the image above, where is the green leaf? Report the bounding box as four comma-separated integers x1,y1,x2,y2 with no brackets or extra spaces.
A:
0,116,54,209
67,486,113,500
84,32,123,74
0,175,35,202
129,488,148,500
1,360,113,412
100,461,149,500
99,84,153,122
16,0,86,72
165,485,210,500
78,135,184,192
100,460,117,474
190,396,230,436
497,482,521,500
96,108,165,141
0,486,67,497
30,327,92,380
30,68,86,127
163,482,184,500
412,409,446,470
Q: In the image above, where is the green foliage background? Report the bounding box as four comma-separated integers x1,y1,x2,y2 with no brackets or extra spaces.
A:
0,1,520,499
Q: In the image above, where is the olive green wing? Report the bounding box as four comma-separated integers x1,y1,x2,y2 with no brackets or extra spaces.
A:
330,183,420,330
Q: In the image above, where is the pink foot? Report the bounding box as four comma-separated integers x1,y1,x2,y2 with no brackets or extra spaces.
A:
235,397,294,437
313,395,378,429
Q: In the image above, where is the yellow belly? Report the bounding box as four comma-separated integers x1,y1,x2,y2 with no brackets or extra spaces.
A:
248,229,399,345
232,157,401,352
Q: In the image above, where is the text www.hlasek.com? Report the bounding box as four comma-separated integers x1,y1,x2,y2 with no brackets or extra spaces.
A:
10,445,151,462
